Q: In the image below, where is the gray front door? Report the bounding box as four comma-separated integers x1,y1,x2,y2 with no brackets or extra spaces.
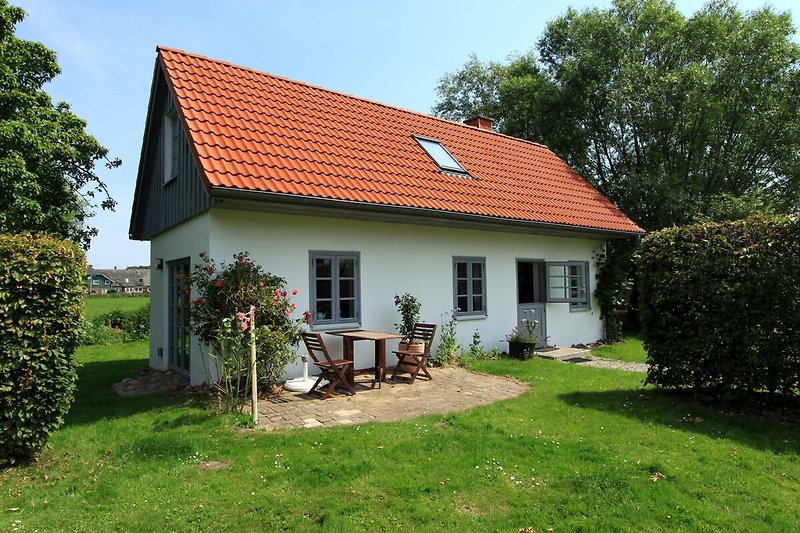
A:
516,260,547,348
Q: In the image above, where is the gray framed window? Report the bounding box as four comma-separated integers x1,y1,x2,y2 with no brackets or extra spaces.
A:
546,261,589,305
168,260,191,375
453,257,486,316
163,109,179,184
413,135,470,176
309,252,360,325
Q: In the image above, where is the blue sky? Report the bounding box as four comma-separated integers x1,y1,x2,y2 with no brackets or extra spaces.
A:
13,0,799,268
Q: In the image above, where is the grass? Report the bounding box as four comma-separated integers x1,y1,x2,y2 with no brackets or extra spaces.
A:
83,295,150,320
2,343,798,531
592,333,647,363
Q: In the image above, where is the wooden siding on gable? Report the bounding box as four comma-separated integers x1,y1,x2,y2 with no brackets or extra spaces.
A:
132,69,214,241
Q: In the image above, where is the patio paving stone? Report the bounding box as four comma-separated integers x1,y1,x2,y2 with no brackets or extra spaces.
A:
256,366,528,431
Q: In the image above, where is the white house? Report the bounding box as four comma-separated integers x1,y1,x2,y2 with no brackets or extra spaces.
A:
130,47,644,385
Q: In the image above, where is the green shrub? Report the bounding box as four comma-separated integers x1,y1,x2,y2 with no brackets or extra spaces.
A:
637,215,800,399
80,303,150,345
0,233,83,464
80,321,123,345
459,331,501,365
431,310,459,367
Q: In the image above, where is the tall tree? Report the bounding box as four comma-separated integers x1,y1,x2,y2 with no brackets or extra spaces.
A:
0,1,118,248
434,0,800,230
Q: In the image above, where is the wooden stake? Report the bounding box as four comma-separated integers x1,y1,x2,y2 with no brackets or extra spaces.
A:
250,306,258,425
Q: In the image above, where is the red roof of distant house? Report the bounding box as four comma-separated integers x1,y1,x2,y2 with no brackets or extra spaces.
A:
158,47,644,234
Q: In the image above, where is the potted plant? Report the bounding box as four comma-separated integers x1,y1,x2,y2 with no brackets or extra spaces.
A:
394,293,423,353
506,319,539,360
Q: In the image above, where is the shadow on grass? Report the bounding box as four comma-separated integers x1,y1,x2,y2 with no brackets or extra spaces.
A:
558,388,800,454
65,358,204,426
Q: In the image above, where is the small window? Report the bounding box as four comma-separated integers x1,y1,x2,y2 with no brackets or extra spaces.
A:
92,280,99,286
414,136,468,174
104,279,112,286
546,261,589,305
453,257,486,316
163,109,179,184
309,252,361,325
138,278,144,283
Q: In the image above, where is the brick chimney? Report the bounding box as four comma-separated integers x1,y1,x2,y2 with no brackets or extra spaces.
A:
464,116,494,131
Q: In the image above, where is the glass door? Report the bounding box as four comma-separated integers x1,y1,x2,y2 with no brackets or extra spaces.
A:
168,260,191,375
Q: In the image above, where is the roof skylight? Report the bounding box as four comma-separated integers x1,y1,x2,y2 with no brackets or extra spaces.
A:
414,136,468,174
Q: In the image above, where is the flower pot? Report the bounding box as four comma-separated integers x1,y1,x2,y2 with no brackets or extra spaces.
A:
508,340,536,360
399,341,424,354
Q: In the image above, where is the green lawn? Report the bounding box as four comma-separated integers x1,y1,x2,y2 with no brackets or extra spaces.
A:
83,295,150,320
592,334,647,363
2,343,797,531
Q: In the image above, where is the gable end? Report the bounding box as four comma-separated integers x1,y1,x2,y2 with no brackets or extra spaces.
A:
129,60,215,241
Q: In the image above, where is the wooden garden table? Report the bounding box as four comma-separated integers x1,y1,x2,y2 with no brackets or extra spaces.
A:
325,330,403,387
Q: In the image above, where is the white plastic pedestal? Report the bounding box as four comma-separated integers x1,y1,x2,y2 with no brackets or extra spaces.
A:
284,354,327,393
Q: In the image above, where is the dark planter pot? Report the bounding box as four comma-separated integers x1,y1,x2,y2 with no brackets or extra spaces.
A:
508,341,536,360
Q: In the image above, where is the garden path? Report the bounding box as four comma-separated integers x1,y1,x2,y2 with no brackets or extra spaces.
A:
573,357,648,373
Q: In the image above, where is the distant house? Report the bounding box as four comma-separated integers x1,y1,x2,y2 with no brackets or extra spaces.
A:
85,267,151,294
130,47,644,385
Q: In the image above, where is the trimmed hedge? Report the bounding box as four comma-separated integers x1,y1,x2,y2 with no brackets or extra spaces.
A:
637,215,800,399
0,233,84,464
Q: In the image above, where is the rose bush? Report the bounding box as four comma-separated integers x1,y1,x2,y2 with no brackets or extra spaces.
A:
179,252,306,407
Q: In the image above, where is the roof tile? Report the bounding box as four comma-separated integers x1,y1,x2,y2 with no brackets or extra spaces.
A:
158,47,644,234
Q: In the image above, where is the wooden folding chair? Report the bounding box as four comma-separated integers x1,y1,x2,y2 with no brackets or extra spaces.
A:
301,332,355,399
391,323,436,384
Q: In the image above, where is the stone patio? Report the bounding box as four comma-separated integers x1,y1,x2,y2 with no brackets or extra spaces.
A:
257,367,529,431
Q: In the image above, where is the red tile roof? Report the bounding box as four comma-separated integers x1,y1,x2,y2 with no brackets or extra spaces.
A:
158,47,644,234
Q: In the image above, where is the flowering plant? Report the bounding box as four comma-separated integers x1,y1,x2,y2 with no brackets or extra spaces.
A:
178,252,307,398
506,319,539,344
431,308,459,366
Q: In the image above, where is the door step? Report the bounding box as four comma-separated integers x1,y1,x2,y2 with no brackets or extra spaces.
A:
535,346,593,361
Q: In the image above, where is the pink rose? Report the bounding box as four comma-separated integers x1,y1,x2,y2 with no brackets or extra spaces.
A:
292,289,298,295
258,281,265,287
214,281,223,287
199,252,206,258
239,321,248,332
284,311,291,318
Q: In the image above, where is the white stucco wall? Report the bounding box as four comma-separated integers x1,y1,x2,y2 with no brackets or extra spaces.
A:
149,213,211,385
150,208,607,385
